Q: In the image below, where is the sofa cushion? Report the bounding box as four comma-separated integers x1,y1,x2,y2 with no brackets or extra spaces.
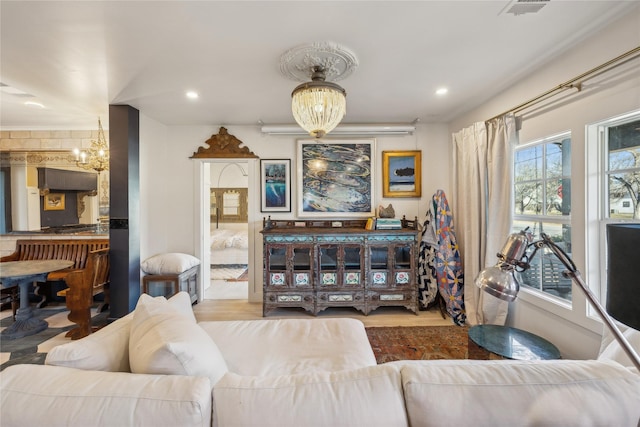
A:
598,322,640,373
399,359,640,427
45,292,195,372
45,311,134,372
199,318,377,376
141,252,200,275
0,364,211,427
129,294,228,385
212,364,407,427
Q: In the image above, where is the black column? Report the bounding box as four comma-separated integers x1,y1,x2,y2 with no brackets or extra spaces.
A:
108,105,140,319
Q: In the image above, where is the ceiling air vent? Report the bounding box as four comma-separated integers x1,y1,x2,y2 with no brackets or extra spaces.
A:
500,0,550,16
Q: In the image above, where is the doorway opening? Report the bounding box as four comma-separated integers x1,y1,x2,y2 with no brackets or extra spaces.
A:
205,161,249,300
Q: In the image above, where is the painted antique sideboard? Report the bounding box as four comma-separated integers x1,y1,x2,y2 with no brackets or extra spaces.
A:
261,219,420,316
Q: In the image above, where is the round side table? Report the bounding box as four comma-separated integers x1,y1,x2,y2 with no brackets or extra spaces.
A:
468,324,561,360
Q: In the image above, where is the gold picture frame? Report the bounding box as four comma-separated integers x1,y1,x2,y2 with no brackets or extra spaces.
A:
382,151,422,198
44,193,65,211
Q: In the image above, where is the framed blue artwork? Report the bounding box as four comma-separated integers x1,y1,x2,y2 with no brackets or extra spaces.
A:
260,159,291,212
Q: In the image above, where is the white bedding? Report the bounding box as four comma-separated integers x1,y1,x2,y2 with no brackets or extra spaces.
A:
210,229,249,251
210,227,248,266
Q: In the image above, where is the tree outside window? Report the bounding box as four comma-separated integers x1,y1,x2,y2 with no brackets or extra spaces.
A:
513,133,572,301
606,119,640,220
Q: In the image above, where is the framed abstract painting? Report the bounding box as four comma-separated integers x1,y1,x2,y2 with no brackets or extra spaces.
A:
297,139,375,218
260,159,291,212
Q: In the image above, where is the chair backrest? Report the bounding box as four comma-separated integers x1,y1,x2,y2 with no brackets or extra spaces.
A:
14,239,109,269
87,248,110,290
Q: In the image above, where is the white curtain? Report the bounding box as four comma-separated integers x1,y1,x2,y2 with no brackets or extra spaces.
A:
453,122,487,325
452,114,517,325
483,115,517,325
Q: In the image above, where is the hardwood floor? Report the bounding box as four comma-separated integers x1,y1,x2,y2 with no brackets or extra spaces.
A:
193,298,453,327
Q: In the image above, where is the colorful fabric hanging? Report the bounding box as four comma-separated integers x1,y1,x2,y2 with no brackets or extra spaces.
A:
417,209,438,309
432,190,466,325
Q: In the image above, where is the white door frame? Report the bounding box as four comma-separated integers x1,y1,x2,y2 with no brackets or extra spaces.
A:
193,158,259,302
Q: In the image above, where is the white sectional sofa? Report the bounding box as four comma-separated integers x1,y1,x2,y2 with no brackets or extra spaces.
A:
1,292,639,427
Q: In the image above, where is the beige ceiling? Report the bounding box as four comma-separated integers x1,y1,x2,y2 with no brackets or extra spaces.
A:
0,1,637,130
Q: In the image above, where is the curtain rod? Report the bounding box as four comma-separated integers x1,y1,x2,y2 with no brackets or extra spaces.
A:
488,46,640,122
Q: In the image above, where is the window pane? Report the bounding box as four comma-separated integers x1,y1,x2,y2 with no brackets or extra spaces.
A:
606,121,639,220
510,221,572,301
515,145,542,182
546,143,563,178
608,173,638,219
514,183,541,215
546,179,570,216
608,119,640,172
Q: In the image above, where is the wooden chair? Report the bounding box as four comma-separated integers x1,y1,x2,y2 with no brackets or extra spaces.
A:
0,287,19,321
1,239,110,308
57,248,110,340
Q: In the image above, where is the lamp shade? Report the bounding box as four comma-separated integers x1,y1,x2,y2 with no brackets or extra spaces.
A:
475,264,520,302
291,67,346,138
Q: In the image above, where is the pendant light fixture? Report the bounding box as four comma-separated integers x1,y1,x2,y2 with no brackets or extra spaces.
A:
73,117,109,173
280,42,358,138
291,66,347,138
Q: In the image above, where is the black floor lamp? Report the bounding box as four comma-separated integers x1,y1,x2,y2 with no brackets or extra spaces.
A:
475,228,640,371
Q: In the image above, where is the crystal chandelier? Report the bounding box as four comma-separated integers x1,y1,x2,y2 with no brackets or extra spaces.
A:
291,66,347,138
73,118,109,173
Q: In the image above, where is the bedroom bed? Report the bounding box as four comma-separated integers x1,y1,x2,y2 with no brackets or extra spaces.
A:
210,226,249,266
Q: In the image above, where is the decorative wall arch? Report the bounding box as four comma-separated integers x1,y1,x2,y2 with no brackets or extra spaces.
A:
190,127,258,159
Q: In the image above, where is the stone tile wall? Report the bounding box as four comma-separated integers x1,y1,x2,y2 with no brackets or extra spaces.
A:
0,129,104,151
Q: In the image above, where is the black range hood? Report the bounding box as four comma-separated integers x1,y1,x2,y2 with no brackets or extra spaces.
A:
37,167,98,193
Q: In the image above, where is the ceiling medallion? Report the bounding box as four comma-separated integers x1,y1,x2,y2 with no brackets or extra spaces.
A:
280,42,358,138
279,42,359,83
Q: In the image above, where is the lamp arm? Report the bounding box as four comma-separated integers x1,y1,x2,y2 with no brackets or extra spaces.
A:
540,233,640,371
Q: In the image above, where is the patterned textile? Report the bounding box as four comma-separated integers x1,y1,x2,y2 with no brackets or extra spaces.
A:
432,190,466,326
417,210,438,309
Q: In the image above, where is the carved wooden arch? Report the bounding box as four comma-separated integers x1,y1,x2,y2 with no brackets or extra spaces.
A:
190,127,258,159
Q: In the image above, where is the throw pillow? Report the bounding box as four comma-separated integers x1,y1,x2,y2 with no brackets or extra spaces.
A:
45,292,196,372
140,253,200,275
45,312,134,372
598,323,640,372
129,294,228,385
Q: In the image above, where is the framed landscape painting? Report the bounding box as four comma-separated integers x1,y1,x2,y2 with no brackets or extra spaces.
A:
260,159,291,212
297,139,375,218
382,150,421,198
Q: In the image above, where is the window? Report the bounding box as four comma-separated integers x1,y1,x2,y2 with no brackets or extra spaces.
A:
513,132,572,301
604,118,640,220
586,111,640,307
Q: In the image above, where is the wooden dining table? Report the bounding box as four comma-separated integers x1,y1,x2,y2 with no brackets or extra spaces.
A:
0,260,74,339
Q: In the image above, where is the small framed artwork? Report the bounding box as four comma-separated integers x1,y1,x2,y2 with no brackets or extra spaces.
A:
382,150,422,198
44,193,65,211
297,139,375,218
260,159,291,212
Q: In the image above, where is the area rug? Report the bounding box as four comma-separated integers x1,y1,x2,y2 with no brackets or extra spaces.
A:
211,265,247,280
366,325,470,363
226,268,248,282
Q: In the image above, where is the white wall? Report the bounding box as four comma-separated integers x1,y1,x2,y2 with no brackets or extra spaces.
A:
210,162,249,188
138,122,452,300
448,7,640,359
137,7,638,358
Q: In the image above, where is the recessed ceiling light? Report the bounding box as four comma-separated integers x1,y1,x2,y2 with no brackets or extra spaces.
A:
24,101,45,108
435,87,448,96
186,91,199,99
